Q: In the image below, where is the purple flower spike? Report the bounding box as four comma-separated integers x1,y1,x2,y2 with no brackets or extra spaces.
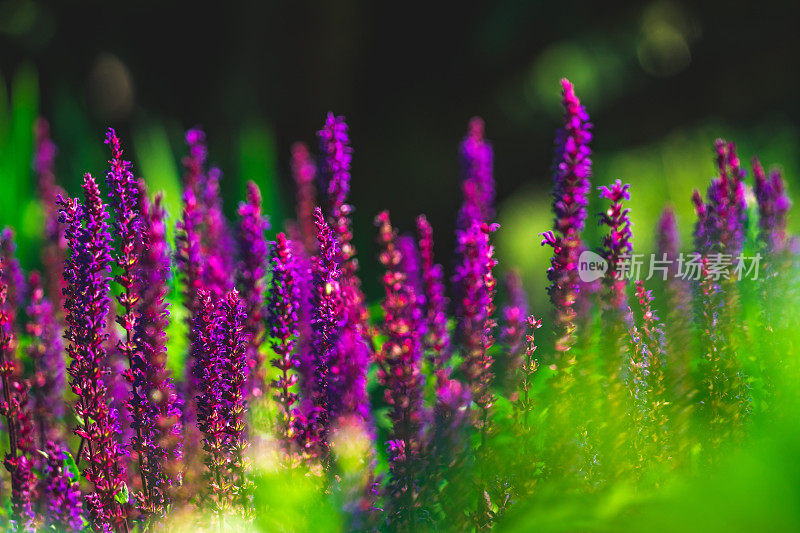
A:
218,290,250,508
500,269,529,380
26,272,66,447
454,221,499,426
457,117,495,229
182,128,208,194
416,215,451,377
1,228,26,327
291,142,319,254
753,157,792,254
237,181,271,399
42,442,84,532
34,118,67,310
541,78,593,359
2,264,38,531
598,179,633,312
694,140,748,256
268,233,301,449
375,210,426,526
192,290,229,513
59,174,128,531
133,186,184,517
300,208,343,460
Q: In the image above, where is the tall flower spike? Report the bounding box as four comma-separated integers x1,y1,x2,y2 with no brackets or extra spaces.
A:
1,228,26,327
500,269,529,383
753,157,792,254
41,442,84,532
192,290,230,516
457,117,495,229
303,207,343,460
375,210,426,528
541,78,593,360
454,221,499,431
598,179,633,312
2,260,37,532
237,181,271,399
105,128,162,517
291,142,319,254
34,118,67,310
218,291,251,510
134,185,183,518
59,175,128,531
416,215,451,377
268,233,301,450
26,271,66,448
318,114,372,398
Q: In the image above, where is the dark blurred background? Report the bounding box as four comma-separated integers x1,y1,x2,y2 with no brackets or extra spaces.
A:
2,0,799,302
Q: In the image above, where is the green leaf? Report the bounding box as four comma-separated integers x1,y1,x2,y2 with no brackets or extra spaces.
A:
63,451,80,480
114,482,129,505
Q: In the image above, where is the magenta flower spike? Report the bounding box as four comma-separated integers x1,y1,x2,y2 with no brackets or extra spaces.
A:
191,290,229,513
237,181,270,399
268,233,301,448
34,118,68,310
500,269,529,380
541,78,593,358
303,208,343,459
0,229,26,327
457,117,495,229
26,272,66,447
753,157,792,254
291,142,319,254
375,210,426,526
454,221,499,426
59,174,129,531
2,262,38,531
598,179,633,312
42,442,84,532
416,215,451,377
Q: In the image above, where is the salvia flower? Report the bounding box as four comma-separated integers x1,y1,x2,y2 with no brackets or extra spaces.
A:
598,179,633,312
59,174,128,531
133,186,184,517
268,233,301,448
541,78,593,359
499,269,529,383
456,117,495,229
25,272,66,448
416,215,451,376
34,118,67,309
41,442,84,532
237,181,271,399
2,264,37,532
301,208,343,459
1,229,26,327
375,210,426,526
291,142,319,254
753,157,792,255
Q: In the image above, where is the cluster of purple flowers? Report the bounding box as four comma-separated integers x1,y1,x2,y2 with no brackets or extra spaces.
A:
1,77,797,532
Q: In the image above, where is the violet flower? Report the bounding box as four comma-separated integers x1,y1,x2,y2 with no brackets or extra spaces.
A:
34,118,67,310
456,117,495,230
268,233,301,448
41,442,84,532
541,78,593,358
300,208,343,460
753,157,792,254
499,269,529,382
237,181,270,399
59,174,128,531
1,267,37,531
1,229,26,327
26,272,66,447
598,179,633,312
291,142,319,254
374,210,426,527
416,215,450,377
218,290,251,508
133,186,184,517
453,221,499,427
